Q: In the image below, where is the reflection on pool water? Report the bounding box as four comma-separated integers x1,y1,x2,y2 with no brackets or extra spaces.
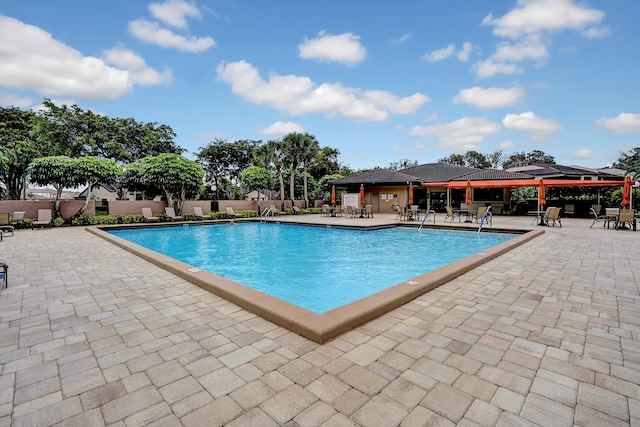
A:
109,223,517,314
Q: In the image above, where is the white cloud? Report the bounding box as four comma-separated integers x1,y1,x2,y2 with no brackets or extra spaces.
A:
298,32,366,66
472,60,523,79
482,0,606,39
572,149,595,158
473,36,547,78
148,0,202,29
409,117,501,150
500,140,515,149
261,121,304,137
392,33,412,45
422,44,456,62
0,15,170,101
597,113,640,134
457,42,474,62
502,111,561,141
453,86,524,110
103,47,172,85
0,92,33,108
129,18,215,52
215,60,430,123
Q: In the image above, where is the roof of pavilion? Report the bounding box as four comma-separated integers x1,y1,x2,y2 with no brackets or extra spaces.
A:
329,163,627,188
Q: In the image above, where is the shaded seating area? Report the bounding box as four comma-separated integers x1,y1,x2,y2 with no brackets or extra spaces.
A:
142,208,160,223
32,209,52,229
164,207,183,221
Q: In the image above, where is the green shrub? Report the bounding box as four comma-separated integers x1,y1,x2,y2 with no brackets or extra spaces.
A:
53,217,66,227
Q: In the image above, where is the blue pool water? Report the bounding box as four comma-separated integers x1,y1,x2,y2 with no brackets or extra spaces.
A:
109,223,517,314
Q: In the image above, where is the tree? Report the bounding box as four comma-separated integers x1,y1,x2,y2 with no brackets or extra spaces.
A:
282,132,305,207
309,147,341,181
438,154,465,166
0,106,39,199
27,156,122,219
439,151,490,168
614,147,640,179
133,154,204,214
502,150,555,169
254,140,287,209
389,159,418,171
196,139,259,200
488,150,505,169
299,133,320,208
240,166,275,213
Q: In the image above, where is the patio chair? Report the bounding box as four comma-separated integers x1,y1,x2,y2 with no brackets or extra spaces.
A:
225,207,244,219
10,211,25,230
615,209,636,231
564,204,575,216
292,206,302,215
321,205,330,217
0,212,15,236
544,207,562,227
0,259,7,289
589,207,607,228
364,205,373,218
193,206,205,220
142,208,160,223
165,207,183,221
32,209,53,229
334,205,343,217
444,206,461,223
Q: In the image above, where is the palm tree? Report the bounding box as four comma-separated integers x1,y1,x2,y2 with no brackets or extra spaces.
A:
254,140,287,210
299,133,320,208
282,132,305,208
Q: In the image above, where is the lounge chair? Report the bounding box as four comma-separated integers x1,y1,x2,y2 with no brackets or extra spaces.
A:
444,206,461,223
10,211,25,230
225,207,244,218
0,212,15,236
544,207,562,227
292,206,302,215
268,205,281,216
142,208,160,223
615,209,636,231
193,206,205,220
589,207,607,228
165,207,183,221
32,209,53,229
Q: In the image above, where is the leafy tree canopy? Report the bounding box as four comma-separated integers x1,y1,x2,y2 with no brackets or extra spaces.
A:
614,146,640,179
502,150,555,169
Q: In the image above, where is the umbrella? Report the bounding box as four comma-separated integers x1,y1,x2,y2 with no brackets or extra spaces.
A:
621,175,632,207
538,179,546,208
359,184,365,206
465,181,472,205
331,185,336,205
408,183,414,205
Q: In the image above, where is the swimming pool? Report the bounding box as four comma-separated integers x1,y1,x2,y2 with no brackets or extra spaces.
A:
108,223,517,314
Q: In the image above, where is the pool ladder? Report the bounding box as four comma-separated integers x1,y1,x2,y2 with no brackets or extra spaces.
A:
260,207,274,223
418,210,435,231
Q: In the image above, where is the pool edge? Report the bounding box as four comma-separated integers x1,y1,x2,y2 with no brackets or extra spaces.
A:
87,224,544,343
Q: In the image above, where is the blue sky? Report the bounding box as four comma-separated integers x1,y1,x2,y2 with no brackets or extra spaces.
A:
1,0,639,170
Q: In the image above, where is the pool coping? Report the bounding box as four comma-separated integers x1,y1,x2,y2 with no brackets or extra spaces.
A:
87,222,544,343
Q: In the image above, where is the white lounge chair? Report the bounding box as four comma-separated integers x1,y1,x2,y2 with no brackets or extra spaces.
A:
32,209,52,229
165,207,183,221
225,207,244,218
142,208,160,223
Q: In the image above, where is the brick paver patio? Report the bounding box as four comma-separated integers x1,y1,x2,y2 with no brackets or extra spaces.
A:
0,214,638,426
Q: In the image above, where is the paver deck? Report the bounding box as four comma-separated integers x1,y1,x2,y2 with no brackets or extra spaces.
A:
0,214,638,426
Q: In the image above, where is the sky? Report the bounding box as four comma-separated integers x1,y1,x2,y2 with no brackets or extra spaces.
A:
1,0,639,171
